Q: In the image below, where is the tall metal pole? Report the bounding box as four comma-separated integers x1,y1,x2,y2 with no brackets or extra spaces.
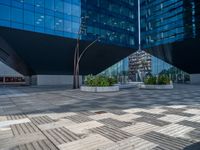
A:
73,30,80,89
138,0,141,51
75,38,100,82
73,42,77,89
76,38,80,89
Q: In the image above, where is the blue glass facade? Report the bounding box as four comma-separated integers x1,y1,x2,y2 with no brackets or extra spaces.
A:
140,0,200,74
151,56,171,75
0,0,81,37
141,0,200,48
0,0,138,48
1,0,199,76
0,0,81,38
0,0,138,76
100,57,129,76
81,0,137,48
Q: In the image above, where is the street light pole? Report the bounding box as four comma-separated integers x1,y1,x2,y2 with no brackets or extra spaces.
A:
73,30,81,89
75,37,100,89
73,15,101,89
73,16,88,89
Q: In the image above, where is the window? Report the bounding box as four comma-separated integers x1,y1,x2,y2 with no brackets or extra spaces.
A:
55,0,64,13
24,0,34,5
71,5,80,17
11,7,23,23
0,0,11,5
64,20,71,32
45,15,54,30
55,18,63,31
45,0,54,10
24,11,34,25
35,13,44,27
0,4,10,20
72,22,79,33
35,0,44,8
64,2,71,15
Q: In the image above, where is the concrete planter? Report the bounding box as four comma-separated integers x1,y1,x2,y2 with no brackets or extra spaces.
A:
139,84,173,90
80,85,119,92
114,82,142,89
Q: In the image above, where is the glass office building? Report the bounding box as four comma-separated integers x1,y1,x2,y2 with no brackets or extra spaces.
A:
140,0,200,74
81,0,137,48
0,0,138,76
0,0,137,47
141,0,199,48
0,0,200,78
0,0,81,38
100,57,128,76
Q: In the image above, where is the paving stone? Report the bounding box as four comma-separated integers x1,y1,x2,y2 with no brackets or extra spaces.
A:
184,109,200,115
65,114,93,123
140,107,166,114
58,134,114,150
47,112,77,120
121,122,161,135
98,118,132,128
10,122,39,136
6,113,27,120
107,110,127,115
30,116,55,125
156,124,194,138
152,146,168,150
134,117,170,127
178,120,200,129
77,111,96,116
159,114,189,123
10,139,58,150
123,108,147,114
64,121,103,134
0,132,46,149
43,127,84,146
162,107,186,112
167,105,187,109
0,116,7,122
98,136,158,150
187,115,200,123
164,111,195,117
110,113,140,122
135,111,165,119
0,129,13,140
90,126,133,142
0,85,200,149
0,118,30,128
89,113,118,120
162,107,195,117
140,131,195,150
187,129,200,140
38,119,76,131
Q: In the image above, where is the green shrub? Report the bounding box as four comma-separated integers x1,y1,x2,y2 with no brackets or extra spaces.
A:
157,75,170,85
144,75,171,85
144,76,157,85
84,75,117,87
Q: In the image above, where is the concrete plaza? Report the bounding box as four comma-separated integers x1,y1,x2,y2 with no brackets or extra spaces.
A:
0,84,200,150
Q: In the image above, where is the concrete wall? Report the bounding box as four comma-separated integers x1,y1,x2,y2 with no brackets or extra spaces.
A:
31,75,82,86
190,74,200,84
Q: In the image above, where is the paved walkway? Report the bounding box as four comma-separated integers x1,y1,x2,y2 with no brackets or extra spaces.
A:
0,84,200,150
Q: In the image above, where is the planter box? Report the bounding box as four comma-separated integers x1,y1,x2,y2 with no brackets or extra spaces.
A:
114,82,143,89
139,84,173,90
80,86,119,92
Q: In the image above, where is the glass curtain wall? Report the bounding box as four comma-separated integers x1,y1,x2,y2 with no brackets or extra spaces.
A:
141,0,200,48
152,56,190,83
0,0,81,38
81,0,138,48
